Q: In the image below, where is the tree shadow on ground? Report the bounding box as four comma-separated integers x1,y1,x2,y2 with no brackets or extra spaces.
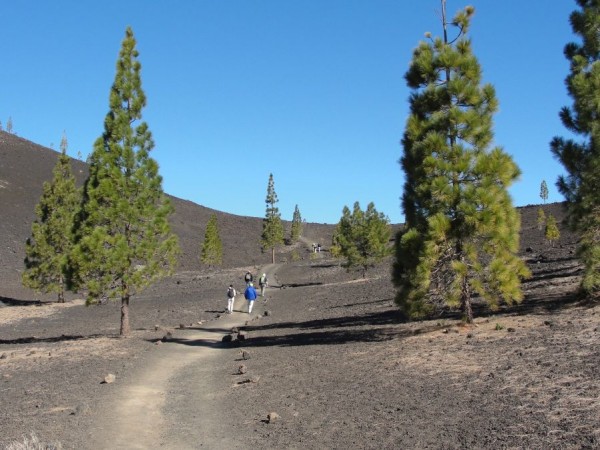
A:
328,298,392,309
240,322,442,348
438,290,585,322
526,265,582,281
280,282,323,288
532,255,579,264
184,326,237,334
153,337,226,349
240,292,593,348
0,296,42,306
244,308,405,334
0,334,115,345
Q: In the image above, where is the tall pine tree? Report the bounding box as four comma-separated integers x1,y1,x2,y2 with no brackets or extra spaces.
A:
201,213,223,267
23,133,80,303
290,204,303,243
550,0,600,295
540,180,549,204
70,27,179,335
261,173,284,263
393,3,530,323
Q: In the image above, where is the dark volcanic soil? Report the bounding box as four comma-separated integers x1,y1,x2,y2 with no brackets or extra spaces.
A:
1,232,599,448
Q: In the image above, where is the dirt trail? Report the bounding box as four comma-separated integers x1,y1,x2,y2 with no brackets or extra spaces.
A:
86,265,280,450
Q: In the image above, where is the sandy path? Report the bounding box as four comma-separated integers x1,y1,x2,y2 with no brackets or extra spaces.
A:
86,265,279,450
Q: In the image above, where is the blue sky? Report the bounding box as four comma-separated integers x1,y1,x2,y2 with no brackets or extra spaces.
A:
1,1,577,224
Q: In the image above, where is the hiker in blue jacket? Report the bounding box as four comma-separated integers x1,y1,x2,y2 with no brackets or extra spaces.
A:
244,283,258,314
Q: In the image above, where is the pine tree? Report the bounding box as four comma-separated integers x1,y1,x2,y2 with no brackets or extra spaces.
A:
545,213,561,247
393,3,530,323
540,180,549,204
261,173,285,263
70,27,179,335
537,207,547,231
200,213,223,267
6,116,13,134
23,133,80,303
550,0,600,294
290,204,303,243
331,202,392,276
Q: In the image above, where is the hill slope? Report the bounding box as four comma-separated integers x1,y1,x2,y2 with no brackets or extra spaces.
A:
0,131,335,300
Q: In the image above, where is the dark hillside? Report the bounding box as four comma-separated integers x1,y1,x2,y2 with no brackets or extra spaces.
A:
0,131,336,300
0,132,88,300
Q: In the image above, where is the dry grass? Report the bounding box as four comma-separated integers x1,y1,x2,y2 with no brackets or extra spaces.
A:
3,433,62,450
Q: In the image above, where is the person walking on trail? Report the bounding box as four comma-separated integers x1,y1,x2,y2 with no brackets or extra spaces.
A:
259,273,268,297
244,271,253,286
226,285,236,314
244,283,258,314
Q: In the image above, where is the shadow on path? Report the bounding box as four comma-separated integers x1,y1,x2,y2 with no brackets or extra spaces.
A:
244,308,403,334
155,337,227,349
0,333,114,344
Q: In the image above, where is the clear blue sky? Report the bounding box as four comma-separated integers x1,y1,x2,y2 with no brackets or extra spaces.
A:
1,1,577,224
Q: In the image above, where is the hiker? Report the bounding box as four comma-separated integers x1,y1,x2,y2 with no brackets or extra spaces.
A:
317,243,322,252
244,282,258,314
259,273,268,297
244,271,253,286
226,284,236,314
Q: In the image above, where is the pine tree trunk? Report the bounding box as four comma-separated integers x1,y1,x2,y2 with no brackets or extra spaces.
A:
58,275,65,303
460,277,474,324
271,247,275,264
120,294,131,336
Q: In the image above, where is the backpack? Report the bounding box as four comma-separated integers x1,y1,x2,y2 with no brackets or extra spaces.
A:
227,287,235,298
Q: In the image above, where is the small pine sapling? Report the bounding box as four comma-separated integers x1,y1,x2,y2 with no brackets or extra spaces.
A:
537,208,546,231
545,214,560,247
200,213,223,267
